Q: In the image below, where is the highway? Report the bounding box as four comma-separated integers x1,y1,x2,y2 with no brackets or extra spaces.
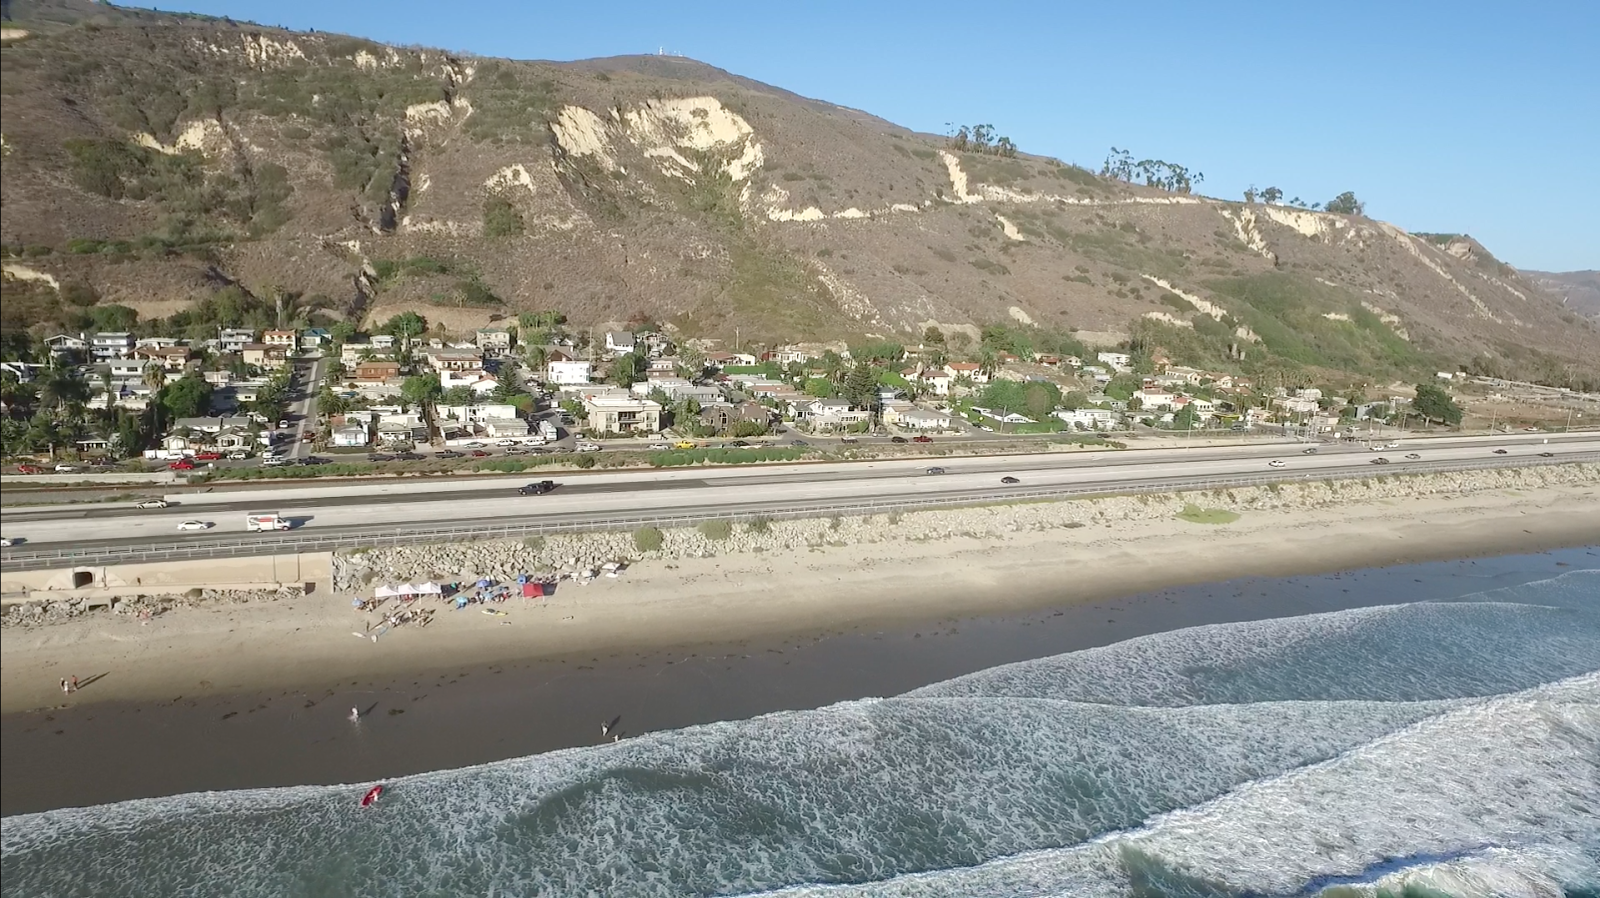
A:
2,433,1594,568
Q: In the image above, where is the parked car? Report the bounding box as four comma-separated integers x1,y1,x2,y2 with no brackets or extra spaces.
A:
193,451,221,461
1492,448,1508,455
913,435,933,443
890,436,908,444
54,463,78,473
1001,476,1020,484
277,419,290,429
168,459,195,471
728,440,751,448
648,443,671,450
925,466,947,475
135,499,170,509
437,450,465,459
575,441,601,452
504,447,528,456
1268,459,1286,468
262,456,288,467
464,441,486,448
470,449,490,457
176,520,212,531
228,450,250,460
1405,453,1422,460
303,456,330,465
368,453,395,462
396,452,426,461
979,425,995,433
495,439,518,447
674,440,697,450
16,464,43,474
1370,457,1390,465
792,439,809,447
518,480,556,496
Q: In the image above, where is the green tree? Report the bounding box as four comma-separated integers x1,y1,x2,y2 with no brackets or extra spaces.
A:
440,385,475,405
1325,191,1365,215
492,366,525,403
922,326,945,346
610,352,646,388
1021,381,1060,421
159,372,213,420
1060,390,1089,411
1411,382,1463,426
1261,186,1283,204
329,321,357,345
87,304,140,332
401,374,442,411
382,312,428,343
804,377,835,398
1173,404,1200,431
842,361,877,410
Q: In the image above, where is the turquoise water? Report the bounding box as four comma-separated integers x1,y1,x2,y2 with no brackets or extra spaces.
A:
3,570,1597,898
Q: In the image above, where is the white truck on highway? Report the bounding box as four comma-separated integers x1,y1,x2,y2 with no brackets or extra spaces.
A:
246,512,291,532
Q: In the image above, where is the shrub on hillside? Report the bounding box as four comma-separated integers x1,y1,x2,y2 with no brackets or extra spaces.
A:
699,520,732,541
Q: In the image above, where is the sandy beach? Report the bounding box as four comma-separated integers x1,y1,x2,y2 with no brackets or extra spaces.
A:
3,474,1598,813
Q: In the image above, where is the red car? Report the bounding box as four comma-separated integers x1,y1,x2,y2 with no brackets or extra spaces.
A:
168,459,195,471
470,449,490,457
16,464,43,475
913,435,933,443
193,452,222,461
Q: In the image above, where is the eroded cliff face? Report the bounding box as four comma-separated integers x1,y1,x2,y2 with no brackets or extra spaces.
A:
1,9,1595,380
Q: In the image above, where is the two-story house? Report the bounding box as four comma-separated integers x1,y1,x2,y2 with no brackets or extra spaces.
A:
241,343,289,371
943,362,988,385
475,327,513,355
91,332,135,360
546,357,593,385
219,328,257,353
425,348,484,372
583,395,661,434
604,331,637,355
263,330,298,351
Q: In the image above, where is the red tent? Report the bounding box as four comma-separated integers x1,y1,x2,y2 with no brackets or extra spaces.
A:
522,582,547,598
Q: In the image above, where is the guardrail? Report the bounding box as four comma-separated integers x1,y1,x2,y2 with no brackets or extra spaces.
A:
2,453,1594,572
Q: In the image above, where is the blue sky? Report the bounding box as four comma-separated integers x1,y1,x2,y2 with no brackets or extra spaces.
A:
120,0,1598,271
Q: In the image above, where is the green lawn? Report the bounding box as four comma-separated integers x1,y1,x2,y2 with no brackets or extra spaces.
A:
1176,503,1241,524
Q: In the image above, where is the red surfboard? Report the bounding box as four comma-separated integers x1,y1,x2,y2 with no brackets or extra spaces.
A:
360,785,384,807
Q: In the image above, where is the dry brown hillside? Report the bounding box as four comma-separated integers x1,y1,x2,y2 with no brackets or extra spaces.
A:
2,1,1596,387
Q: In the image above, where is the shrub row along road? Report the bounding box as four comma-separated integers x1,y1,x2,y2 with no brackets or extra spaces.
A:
2,435,1593,566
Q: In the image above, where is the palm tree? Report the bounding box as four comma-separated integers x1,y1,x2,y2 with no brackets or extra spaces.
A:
144,363,169,434
39,365,90,412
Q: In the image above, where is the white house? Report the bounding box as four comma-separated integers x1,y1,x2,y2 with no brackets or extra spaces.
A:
1053,408,1119,430
1173,397,1217,421
329,417,370,448
605,331,637,355
475,327,513,354
800,399,870,429
1097,351,1132,372
263,329,297,349
435,403,521,427
765,346,812,365
1134,389,1176,410
896,408,952,430
91,332,135,360
440,369,499,396
219,328,256,353
583,395,661,434
546,359,593,385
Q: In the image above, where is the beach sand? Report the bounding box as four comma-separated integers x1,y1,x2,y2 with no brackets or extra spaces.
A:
3,483,1598,814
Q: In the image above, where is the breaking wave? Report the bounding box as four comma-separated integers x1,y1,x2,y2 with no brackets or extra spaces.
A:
3,571,1597,898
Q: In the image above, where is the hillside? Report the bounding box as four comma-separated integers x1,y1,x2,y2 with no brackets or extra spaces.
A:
3,0,1597,387
1523,270,1600,322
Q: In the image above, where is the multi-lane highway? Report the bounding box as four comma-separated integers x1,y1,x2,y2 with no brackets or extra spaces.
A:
2,433,1593,568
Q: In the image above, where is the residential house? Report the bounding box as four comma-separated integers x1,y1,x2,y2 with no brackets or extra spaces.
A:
647,357,679,376
583,396,661,434
107,359,147,379
45,334,89,358
546,358,593,385
328,415,370,448
133,345,195,373
91,332,135,360
135,336,181,350
604,331,637,355
475,327,514,355
698,401,770,432
1053,408,1119,431
1165,366,1205,385
973,407,1036,425
263,329,297,350
1134,389,1177,411
241,343,288,371
763,346,812,365
799,398,869,430
218,328,256,353
943,362,988,385
0,361,43,382
369,334,397,351
299,328,332,352
917,369,952,396
172,416,254,435
353,360,402,382
1276,396,1320,416
887,406,952,430
1171,396,1217,422
425,348,484,372
1096,351,1132,372
435,403,527,439
440,368,499,396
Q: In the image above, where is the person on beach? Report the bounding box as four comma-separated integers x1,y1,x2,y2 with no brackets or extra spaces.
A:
60,678,69,694
70,675,79,692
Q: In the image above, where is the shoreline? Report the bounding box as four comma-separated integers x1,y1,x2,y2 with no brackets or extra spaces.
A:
3,479,1598,716
2,477,1598,814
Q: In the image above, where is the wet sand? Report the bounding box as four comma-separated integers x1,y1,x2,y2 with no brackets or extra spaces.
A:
3,546,1594,816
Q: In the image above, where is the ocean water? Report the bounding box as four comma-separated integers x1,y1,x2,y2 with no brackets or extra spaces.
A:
3,570,1597,898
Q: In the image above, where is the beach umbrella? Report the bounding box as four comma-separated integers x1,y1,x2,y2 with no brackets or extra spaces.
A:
374,585,400,598
477,579,491,588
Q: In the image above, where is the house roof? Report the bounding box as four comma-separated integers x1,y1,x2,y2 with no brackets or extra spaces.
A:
945,362,979,371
